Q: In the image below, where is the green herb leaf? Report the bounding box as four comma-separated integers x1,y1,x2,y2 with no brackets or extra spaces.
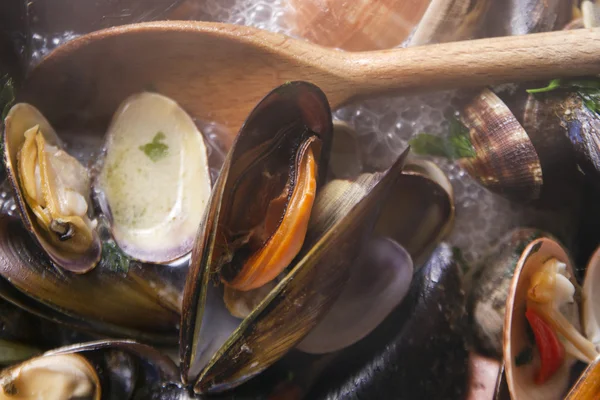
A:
409,117,475,160
527,78,600,94
139,132,169,162
526,79,563,94
578,90,600,115
515,346,533,366
0,75,15,121
408,133,451,158
527,77,600,115
101,241,130,273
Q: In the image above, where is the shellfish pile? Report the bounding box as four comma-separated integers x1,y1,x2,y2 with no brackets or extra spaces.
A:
0,0,599,399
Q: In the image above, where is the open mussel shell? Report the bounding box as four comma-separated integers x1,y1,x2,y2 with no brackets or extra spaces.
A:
0,339,179,400
180,80,410,394
503,237,589,400
484,0,573,36
408,0,491,46
458,88,544,203
180,81,333,390
375,157,454,266
3,103,102,273
467,228,550,359
94,91,211,264
0,214,180,343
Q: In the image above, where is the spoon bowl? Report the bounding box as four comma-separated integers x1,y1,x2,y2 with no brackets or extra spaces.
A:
20,21,600,145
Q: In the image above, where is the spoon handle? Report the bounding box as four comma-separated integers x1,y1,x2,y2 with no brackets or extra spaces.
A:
340,28,600,105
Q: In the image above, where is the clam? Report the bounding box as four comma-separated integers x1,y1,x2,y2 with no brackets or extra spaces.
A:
296,236,414,354
565,355,600,399
407,0,491,46
179,81,411,393
0,91,212,341
305,243,470,399
4,103,101,273
410,86,583,205
95,92,211,264
503,237,598,400
374,157,454,266
286,0,431,51
297,158,454,355
328,120,363,180
0,339,179,400
457,88,544,203
0,353,100,399
582,246,600,351
467,228,550,359
287,0,491,51
484,0,573,36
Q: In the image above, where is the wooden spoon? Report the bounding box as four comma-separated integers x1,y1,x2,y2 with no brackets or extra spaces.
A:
20,21,600,146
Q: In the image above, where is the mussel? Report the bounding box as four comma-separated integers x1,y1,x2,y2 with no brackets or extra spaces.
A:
179,81,412,393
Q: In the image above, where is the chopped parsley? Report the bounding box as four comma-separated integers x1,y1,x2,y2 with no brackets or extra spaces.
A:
527,78,600,115
409,117,476,160
139,132,169,162
101,241,130,273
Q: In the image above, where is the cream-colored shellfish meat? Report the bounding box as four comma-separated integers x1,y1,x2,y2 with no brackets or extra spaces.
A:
18,126,97,256
0,354,100,400
508,256,598,399
97,92,211,264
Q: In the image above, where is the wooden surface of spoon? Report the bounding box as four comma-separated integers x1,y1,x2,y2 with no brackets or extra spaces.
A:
20,21,600,145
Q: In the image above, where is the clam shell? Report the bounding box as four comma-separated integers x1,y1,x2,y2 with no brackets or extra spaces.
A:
484,0,573,36
95,91,211,264
374,158,454,266
582,246,600,350
467,228,550,359
305,243,470,399
287,0,431,51
408,0,491,46
503,237,580,400
565,355,600,399
459,88,543,203
3,103,102,273
186,151,408,393
296,236,413,354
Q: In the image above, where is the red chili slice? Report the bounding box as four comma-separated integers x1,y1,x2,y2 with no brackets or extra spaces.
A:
525,307,565,384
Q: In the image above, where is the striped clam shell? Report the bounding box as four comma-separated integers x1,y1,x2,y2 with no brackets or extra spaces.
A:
458,88,543,203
